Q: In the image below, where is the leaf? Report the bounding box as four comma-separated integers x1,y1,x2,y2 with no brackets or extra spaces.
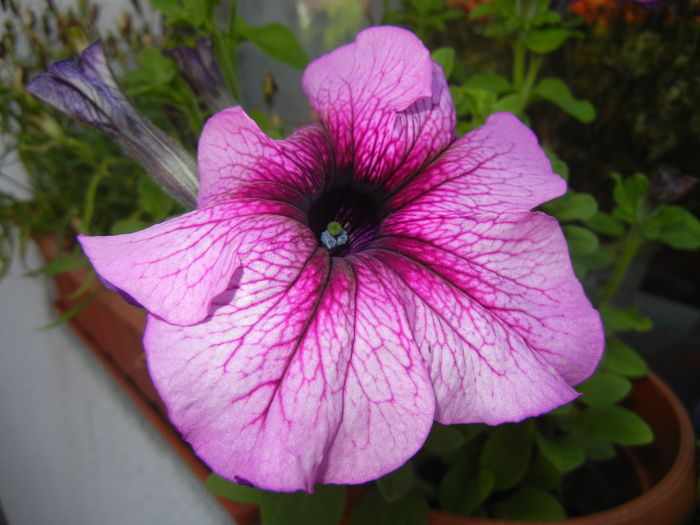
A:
28,252,87,276
480,420,534,491
563,225,599,255
492,93,522,114
577,370,631,406
238,21,308,69
149,0,188,17
205,473,263,503
439,455,495,514
600,338,647,378
260,484,346,525
533,77,596,123
138,176,174,221
111,219,150,235
491,486,566,521
640,205,700,250
583,211,625,237
431,47,455,79
611,172,649,224
541,192,598,221
462,73,512,95
579,406,653,445
349,488,429,525
525,28,579,54
572,244,615,273
424,422,466,454
469,3,499,19
599,304,653,332
524,452,562,491
377,462,415,503
535,432,585,473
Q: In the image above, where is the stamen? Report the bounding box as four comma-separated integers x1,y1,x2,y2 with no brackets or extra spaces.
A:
320,221,349,249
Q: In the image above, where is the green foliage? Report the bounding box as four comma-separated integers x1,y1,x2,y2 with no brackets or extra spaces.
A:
533,77,596,122
237,20,309,69
205,474,264,503
377,462,415,503
260,485,346,525
491,486,566,521
350,488,429,525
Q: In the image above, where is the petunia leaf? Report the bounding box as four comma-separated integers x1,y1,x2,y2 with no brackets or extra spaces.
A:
541,191,598,221
491,486,566,521
535,432,585,473
577,370,632,406
439,455,495,515
640,205,700,250
600,338,647,378
237,20,309,69
349,488,429,525
583,211,625,237
525,28,580,54
599,304,653,332
431,47,455,79
480,420,534,491
205,473,263,503
424,422,466,454
260,485,346,525
377,462,415,503
562,225,599,255
533,77,595,123
577,406,653,446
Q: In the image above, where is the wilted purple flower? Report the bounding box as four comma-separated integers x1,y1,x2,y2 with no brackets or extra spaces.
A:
167,39,236,113
26,41,198,208
78,27,603,492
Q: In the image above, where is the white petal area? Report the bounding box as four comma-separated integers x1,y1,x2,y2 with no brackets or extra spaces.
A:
144,251,434,492
391,112,566,215
79,199,308,326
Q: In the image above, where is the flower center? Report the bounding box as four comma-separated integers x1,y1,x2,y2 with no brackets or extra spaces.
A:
307,175,388,256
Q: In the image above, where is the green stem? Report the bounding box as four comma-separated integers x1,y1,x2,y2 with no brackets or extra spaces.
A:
515,54,541,115
213,0,240,102
80,165,109,234
597,228,644,307
513,40,526,92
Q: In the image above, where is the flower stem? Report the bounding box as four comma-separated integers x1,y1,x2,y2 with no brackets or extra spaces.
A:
516,54,541,115
213,0,240,102
513,40,526,92
597,227,644,307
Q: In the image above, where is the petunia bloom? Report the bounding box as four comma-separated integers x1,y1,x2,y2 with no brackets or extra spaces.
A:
26,41,199,208
78,27,603,492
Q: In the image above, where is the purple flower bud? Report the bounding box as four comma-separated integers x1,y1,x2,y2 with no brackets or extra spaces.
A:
26,41,198,209
167,39,235,114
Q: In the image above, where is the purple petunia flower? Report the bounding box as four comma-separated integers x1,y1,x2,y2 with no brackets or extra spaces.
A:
78,27,603,492
26,42,198,208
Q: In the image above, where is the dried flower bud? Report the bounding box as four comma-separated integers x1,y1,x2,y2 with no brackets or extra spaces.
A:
167,39,235,113
26,41,199,208
650,168,698,204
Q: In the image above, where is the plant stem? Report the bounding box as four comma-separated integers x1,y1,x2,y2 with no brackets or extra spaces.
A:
213,0,240,102
516,54,541,115
597,228,644,307
513,40,526,92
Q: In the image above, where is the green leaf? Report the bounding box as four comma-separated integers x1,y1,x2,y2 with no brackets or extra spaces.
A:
492,93,522,114
541,192,598,221
533,77,596,123
29,252,86,276
491,486,566,521
611,172,649,224
535,432,585,473
579,406,653,446
583,211,625,237
572,244,616,273
377,462,415,503
640,205,700,250
480,420,534,491
138,176,174,221
260,484,346,525
111,219,150,235
424,422,466,454
349,488,429,525
238,21,308,69
469,3,499,19
599,304,653,332
524,452,562,491
440,457,495,515
462,73,512,96
577,370,632,406
149,0,188,17
431,47,455,79
524,28,579,54
600,338,647,378
531,10,561,26
563,225,599,255
205,474,264,503
544,147,569,180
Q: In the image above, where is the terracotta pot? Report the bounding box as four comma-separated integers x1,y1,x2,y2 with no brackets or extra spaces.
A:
38,237,696,525
427,372,696,525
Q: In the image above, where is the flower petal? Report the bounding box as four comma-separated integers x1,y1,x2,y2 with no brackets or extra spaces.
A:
144,252,434,492
302,26,455,187
78,200,309,326
379,210,603,423
197,107,331,208
391,112,565,215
